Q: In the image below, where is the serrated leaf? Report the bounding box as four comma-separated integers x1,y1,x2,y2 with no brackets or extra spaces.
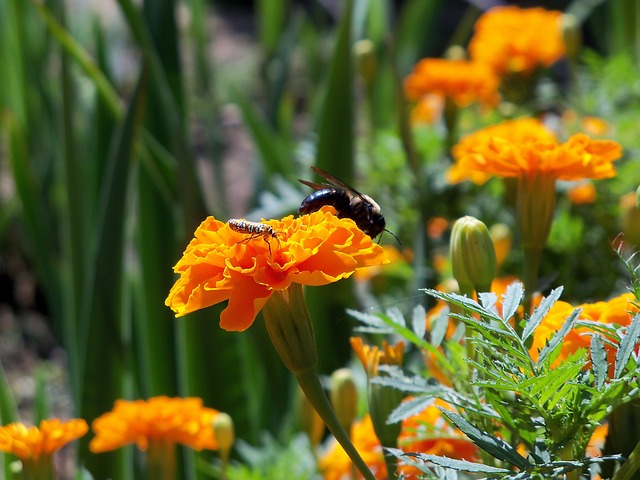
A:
615,312,640,378
430,307,449,347
523,286,564,342
388,448,511,474
411,304,427,340
478,292,499,316
591,334,607,390
537,308,581,365
346,308,392,330
386,307,407,326
387,395,435,424
439,409,529,469
502,282,525,323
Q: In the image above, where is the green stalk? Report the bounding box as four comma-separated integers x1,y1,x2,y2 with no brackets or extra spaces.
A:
295,368,377,480
612,439,640,480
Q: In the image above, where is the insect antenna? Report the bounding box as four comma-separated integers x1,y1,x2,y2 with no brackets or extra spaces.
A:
382,229,401,246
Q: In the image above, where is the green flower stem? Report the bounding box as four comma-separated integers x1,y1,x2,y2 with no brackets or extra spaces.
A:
522,245,543,330
147,440,176,480
263,285,376,480
612,439,640,480
21,455,55,480
296,368,377,480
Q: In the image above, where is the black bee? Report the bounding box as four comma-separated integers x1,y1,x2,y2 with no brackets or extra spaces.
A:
298,167,397,242
228,219,281,254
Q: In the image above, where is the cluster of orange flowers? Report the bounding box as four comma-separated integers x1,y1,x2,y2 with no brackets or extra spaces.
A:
530,293,640,369
0,397,223,465
320,400,479,480
405,6,567,119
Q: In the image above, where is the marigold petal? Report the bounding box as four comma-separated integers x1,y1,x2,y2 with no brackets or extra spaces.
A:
219,274,273,332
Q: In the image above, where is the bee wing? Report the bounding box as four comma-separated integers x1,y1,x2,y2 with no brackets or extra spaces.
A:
298,178,331,191
309,166,365,197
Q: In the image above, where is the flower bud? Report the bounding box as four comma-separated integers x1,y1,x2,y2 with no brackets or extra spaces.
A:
212,413,234,466
560,13,581,60
620,191,640,247
330,368,358,434
298,385,325,447
354,39,377,89
368,381,403,450
450,216,497,294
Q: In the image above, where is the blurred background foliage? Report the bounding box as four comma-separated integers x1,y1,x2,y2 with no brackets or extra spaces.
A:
0,0,639,478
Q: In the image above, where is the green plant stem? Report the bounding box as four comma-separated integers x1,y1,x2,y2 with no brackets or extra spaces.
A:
612,438,640,480
522,245,543,331
296,368,377,480
147,440,176,480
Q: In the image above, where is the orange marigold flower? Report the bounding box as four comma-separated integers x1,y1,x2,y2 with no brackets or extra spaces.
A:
320,414,388,480
320,400,478,480
404,58,500,108
0,418,88,460
581,116,609,136
165,207,388,331
90,396,219,453
409,94,444,125
448,117,557,184
354,245,409,282
469,6,565,76
567,182,597,204
350,337,404,376
529,293,639,371
451,122,621,182
400,398,479,462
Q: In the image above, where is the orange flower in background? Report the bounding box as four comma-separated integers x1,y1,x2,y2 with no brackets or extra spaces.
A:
410,94,444,125
404,58,500,108
451,126,621,182
90,396,220,453
529,293,639,370
400,398,479,462
320,400,478,480
469,6,565,76
351,337,404,376
581,116,609,136
449,117,557,184
166,207,388,331
0,418,88,460
567,182,597,204
320,414,388,480
354,245,410,282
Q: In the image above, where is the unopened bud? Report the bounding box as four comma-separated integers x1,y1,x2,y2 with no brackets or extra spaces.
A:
212,413,234,465
330,368,358,434
368,381,403,449
621,191,640,246
451,216,497,294
444,45,467,61
560,13,581,60
354,39,377,88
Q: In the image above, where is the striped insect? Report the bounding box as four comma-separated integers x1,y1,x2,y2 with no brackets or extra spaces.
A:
227,219,281,254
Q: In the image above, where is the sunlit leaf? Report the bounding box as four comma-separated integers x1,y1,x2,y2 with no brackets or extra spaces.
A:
523,286,564,342
591,334,607,390
615,312,640,378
